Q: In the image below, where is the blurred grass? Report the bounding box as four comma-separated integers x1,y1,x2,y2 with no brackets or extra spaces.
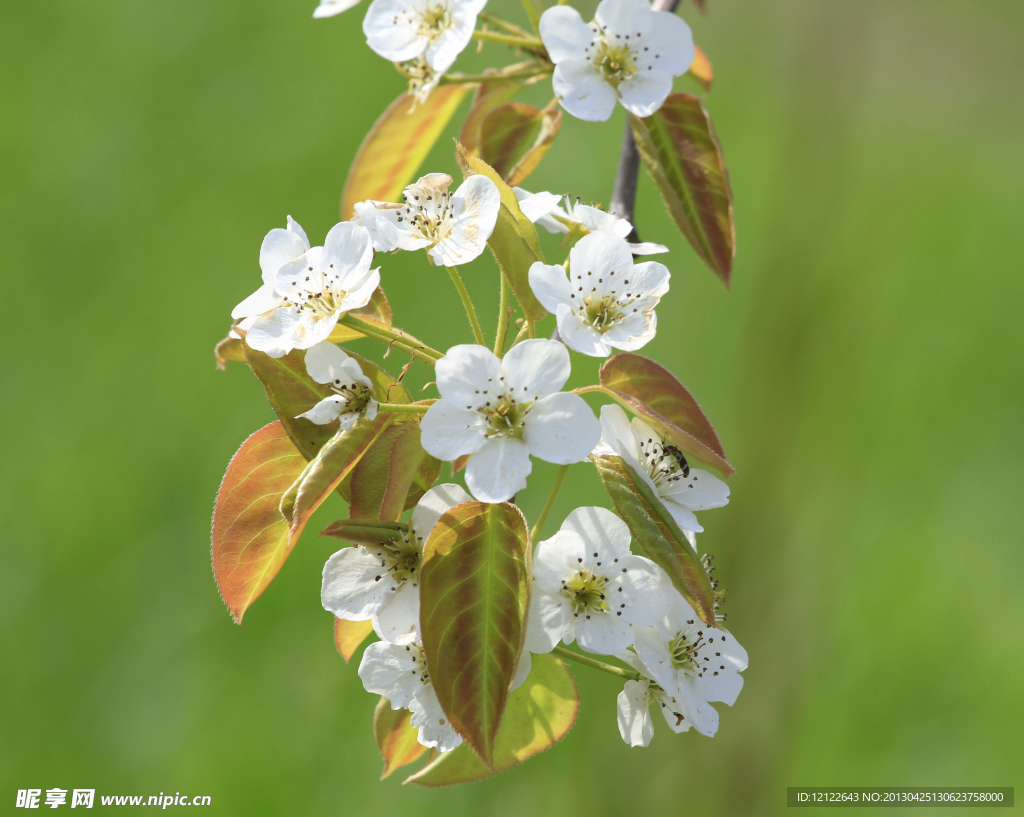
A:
1,0,1022,814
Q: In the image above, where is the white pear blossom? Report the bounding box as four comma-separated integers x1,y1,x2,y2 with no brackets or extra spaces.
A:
363,0,487,74
313,0,361,18
296,342,379,428
231,216,310,336
419,340,601,503
514,188,667,255
529,232,670,357
352,173,500,267
615,649,692,747
630,594,748,737
245,222,379,358
594,404,729,533
322,484,471,644
358,639,463,751
539,0,695,122
529,507,670,655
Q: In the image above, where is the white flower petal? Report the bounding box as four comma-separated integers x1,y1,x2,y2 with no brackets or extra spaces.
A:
297,395,347,425
424,9,476,72
527,587,572,653
410,482,472,540
260,227,310,285
523,392,601,465
464,438,532,503
321,221,374,279
528,262,574,314
313,0,361,17
553,59,618,122
574,613,634,655
322,546,396,620
511,649,532,691
712,629,748,672
500,338,571,399
336,267,381,315
617,70,674,119
665,500,703,533
533,530,585,593
628,241,669,255
420,400,488,460
617,680,655,747
639,10,695,76
372,581,420,645
232,283,283,320
698,669,744,707
538,5,593,63
245,307,305,358
631,623,677,694
432,175,500,266
628,260,671,299
560,506,633,560
655,687,692,733
595,404,640,458
594,0,651,37
303,342,361,386
409,688,463,751
617,557,672,625
569,231,634,293
573,204,631,239
353,201,400,252
287,215,309,246
363,0,427,62
601,309,657,352
435,344,502,407
358,641,421,709
677,675,720,737
661,468,730,511
514,189,563,224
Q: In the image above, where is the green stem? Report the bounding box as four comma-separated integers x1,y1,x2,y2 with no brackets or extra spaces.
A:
339,314,443,365
477,12,530,36
518,0,541,36
440,66,551,85
376,403,429,414
472,29,544,50
510,321,531,349
530,464,568,543
446,266,487,347
552,646,641,681
494,272,510,357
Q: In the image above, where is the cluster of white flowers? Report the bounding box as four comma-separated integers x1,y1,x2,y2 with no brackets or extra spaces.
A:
312,0,695,122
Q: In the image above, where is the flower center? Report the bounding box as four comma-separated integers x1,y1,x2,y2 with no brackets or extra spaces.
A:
593,41,637,86
405,642,430,685
372,536,422,587
482,394,532,440
669,629,706,676
636,437,690,490
417,2,450,36
287,270,348,322
330,379,373,416
581,294,626,333
562,569,609,616
397,184,454,247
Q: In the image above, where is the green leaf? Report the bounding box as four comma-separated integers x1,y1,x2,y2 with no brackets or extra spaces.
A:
405,654,579,786
478,102,562,187
341,419,441,521
341,86,471,220
592,455,718,626
334,617,374,663
581,352,733,479
279,415,397,551
420,501,531,767
459,80,521,156
211,422,307,624
630,93,735,286
455,142,547,323
374,698,429,779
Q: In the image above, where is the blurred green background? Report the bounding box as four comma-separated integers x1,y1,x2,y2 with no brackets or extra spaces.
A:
2,0,1022,813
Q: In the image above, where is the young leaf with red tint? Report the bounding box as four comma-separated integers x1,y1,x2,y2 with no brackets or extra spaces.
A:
579,352,733,478
374,698,429,779
478,102,562,187
211,422,307,624
592,455,718,626
455,143,547,323
630,93,735,286
334,618,375,663
341,86,471,220
687,45,714,92
459,80,521,156
279,414,397,551
342,420,441,521
406,654,579,786
419,501,531,767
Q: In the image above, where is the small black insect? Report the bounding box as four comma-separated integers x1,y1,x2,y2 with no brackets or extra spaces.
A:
662,444,690,478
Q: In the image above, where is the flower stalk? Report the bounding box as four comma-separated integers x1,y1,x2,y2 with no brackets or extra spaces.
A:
529,464,568,543
551,646,641,681
445,265,487,347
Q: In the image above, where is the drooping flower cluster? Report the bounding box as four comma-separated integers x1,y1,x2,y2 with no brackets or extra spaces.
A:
214,0,745,784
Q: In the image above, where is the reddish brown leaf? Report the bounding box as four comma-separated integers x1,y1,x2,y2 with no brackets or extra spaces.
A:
374,697,429,779
334,618,374,663
459,80,521,156
687,45,713,92
478,102,562,187
211,422,307,624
